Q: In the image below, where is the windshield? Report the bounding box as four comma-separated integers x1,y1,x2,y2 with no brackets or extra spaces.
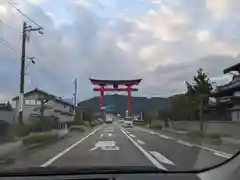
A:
0,0,239,174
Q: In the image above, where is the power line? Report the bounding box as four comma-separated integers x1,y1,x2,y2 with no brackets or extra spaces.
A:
0,20,20,32
4,0,43,29
0,38,20,53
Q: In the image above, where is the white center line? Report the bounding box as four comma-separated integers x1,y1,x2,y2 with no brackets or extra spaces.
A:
40,126,102,167
177,140,193,147
129,134,136,138
120,128,166,170
149,151,175,165
137,140,145,145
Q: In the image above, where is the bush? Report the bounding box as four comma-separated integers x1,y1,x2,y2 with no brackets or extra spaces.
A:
23,132,58,146
69,125,85,132
0,120,13,143
18,117,60,137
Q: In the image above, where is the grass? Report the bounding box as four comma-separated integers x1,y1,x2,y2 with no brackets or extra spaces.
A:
187,130,221,139
151,124,163,130
23,131,59,146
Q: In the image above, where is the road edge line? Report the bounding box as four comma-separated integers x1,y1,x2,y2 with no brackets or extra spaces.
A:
137,126,233,157
120,128,167,170
40,126,102,167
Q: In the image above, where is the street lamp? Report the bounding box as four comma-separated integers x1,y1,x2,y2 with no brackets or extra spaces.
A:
25,57,35,69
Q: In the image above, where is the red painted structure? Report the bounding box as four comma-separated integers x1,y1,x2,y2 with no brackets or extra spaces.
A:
90,79,142,117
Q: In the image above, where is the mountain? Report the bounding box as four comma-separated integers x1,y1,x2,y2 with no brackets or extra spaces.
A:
78,94,170,116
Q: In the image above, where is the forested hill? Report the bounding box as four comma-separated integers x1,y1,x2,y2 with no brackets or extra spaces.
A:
78,94,170,116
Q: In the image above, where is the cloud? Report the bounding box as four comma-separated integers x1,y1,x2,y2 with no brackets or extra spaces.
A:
0,0,240,101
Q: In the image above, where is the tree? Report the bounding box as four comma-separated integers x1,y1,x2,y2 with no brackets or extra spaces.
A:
185,68,213,126
186,68,213,95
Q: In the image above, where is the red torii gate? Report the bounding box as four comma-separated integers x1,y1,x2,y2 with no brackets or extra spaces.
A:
89,79,142,118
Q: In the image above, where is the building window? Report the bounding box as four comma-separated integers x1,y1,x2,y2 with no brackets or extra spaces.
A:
30,100,35,105
36,100,41,105
25,100,37,105
25,100,30,105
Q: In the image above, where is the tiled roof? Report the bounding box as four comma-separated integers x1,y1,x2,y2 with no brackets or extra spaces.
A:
12,88,74,107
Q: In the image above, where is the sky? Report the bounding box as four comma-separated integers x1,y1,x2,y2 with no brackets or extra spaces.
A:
0,0,240,102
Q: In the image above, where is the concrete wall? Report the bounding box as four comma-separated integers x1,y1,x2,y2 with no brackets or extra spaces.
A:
170,121,240,138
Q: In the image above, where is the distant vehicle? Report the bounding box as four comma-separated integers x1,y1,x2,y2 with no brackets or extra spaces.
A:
105,117,113,124
123,117,133,127
119,118,124,124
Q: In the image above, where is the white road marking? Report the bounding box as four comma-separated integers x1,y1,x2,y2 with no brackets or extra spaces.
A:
214,152,232,159
137,126,233,158
129,134,136,138
100,134,103,138
40,126,102,167
150,131,157,135
90,141,119,151
137,140,145,145
177,140,193,147
120,128,166,170
104,129,114,132
195,144,233,157
136,127,175,140
158,134,173,140
149,151,175,165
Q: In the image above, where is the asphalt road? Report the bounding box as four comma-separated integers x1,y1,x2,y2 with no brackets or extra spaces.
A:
2,120,235,178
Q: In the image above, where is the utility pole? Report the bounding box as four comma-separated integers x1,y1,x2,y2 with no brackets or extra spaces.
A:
199,95,204,131
18,22,27,125
18,21,43,125
73,78,78,117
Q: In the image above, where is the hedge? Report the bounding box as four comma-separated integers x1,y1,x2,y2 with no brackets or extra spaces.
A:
23,132,58,146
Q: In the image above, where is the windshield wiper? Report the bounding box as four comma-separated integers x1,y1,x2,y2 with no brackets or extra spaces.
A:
0,166,167,177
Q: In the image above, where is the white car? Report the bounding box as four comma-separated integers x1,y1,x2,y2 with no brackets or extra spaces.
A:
123,117,133,127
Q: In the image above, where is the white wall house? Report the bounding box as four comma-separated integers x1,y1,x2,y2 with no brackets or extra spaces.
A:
12,88,74,126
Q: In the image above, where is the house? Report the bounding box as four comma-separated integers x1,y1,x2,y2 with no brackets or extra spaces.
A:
0,102,14,123
12,88,74,127
212,63,240,121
